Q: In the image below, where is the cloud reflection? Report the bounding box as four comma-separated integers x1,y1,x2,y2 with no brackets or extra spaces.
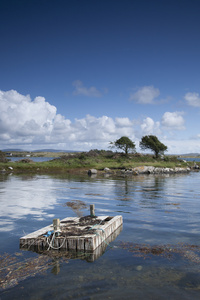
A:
0,175,58,232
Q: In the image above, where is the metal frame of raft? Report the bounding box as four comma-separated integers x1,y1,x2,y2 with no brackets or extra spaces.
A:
20,215,123,252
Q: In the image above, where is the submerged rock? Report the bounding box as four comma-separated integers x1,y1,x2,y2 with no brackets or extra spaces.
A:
88,169,97,175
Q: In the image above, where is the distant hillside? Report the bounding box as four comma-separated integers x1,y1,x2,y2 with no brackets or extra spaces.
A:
179,153,200,157
2,149,200,156
2,148,23,152
2,149,78,153
33,149,77,153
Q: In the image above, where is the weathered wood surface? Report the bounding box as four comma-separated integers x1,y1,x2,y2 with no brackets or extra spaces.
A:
20,215,123,252
88,224,122,261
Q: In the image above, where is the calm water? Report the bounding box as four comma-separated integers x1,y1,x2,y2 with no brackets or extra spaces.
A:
9,156,200,162
179,157,200,162
1,171,200,299
8,156,56,162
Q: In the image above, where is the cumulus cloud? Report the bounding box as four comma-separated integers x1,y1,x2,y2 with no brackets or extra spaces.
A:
73,115,116,141
184,92,200,107
165,139,200,155
0,89,136,150
161,112,185,130
129,86,160,104
72,80,102,97
115,117,133,127
1,89,196,154
0,90,57,141
141,117,160,135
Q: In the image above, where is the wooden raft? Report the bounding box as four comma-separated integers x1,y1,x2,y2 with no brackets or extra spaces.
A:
20,215,123,252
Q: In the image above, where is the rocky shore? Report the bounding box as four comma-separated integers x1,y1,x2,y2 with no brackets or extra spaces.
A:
88,164,199,177
120,166,191,175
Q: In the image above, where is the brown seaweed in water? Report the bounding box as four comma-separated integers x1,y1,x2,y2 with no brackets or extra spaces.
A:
62,200,87,217
118,242,200,263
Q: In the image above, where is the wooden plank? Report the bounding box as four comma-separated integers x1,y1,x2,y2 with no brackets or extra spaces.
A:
87,225,123,261
20,224,54,239
84,236,94,251
67,238,77,250
76,237,85,250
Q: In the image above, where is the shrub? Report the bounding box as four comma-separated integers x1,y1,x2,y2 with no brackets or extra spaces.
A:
0,151,9,163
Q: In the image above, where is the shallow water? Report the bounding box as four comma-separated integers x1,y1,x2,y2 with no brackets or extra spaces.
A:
8,156,56,162
1,172,200,299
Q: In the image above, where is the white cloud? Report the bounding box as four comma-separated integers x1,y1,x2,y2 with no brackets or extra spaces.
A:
0,90,62,145
1,89,199,154
0,90,136,150
164,139,200,154
161,112,185,130
184,92,200,107
72,80,102,97
129,86,160,104
141,117,160,135
115,117,133,127
0,90,57,141
73,115,116,141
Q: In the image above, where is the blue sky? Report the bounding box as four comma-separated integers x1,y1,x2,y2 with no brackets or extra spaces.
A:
0,0,200,154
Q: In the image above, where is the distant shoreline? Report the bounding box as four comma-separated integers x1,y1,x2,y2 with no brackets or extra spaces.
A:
3,150,200,159
0,150,199,176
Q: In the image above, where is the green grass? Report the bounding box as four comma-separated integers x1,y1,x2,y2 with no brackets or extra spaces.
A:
0,152,196,175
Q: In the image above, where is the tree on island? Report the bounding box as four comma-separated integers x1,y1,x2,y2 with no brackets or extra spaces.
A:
111,136,136,155
139,135,167,158
0,151,9,163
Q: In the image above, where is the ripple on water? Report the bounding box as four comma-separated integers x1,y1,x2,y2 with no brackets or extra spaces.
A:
0,172,200,299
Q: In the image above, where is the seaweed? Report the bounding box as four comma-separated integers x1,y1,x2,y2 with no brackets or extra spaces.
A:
118,241,200,263
0,252,55,291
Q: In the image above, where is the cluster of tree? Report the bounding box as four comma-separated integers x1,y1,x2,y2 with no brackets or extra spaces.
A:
111,135,167,158
0,151,9,163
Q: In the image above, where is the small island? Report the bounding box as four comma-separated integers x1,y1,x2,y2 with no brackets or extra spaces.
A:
1,150,199,177
1,135,199,176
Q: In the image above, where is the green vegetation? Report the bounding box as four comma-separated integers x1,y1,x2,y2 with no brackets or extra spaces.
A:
110,136,136,155
4,151,71,158
0,151,9,163
140,135,168,158
1,133,198,176
0,149,196,175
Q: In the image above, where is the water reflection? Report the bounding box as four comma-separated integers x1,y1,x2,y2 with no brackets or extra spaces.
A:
1,171,200,299
0,175,57,232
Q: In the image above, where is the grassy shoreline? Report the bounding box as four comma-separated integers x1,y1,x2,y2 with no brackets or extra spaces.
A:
1,151,199,176
4,151,79,158
4,150,200,159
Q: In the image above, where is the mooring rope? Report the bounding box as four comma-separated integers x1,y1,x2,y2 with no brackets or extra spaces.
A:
46,218,113,251
46,231,66,250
